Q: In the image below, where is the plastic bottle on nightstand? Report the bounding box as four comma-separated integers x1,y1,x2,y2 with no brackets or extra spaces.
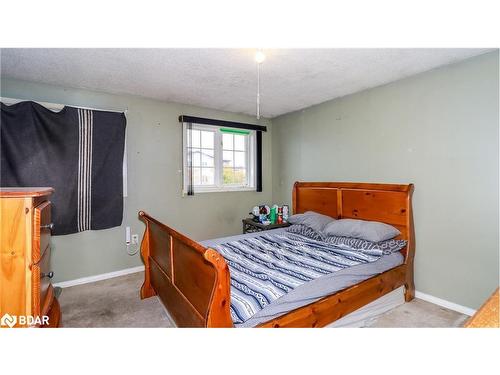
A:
283,205,289,222
269,206,277,224
277,207,283,224
259,206,267,223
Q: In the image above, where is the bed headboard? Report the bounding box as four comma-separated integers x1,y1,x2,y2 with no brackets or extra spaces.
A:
292,182,415,245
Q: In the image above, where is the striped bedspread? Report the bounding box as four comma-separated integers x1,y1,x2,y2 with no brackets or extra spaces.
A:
213,231,387,326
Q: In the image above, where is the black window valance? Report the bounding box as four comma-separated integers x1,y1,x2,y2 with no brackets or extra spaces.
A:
178,115,267,133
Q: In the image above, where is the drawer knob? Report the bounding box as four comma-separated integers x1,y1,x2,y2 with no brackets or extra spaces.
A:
41,223,55,232
41,271,54,279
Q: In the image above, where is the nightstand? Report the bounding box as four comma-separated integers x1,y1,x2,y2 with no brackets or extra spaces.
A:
242,218,291,234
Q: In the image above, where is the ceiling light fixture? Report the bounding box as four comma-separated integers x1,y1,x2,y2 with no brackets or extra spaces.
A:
255,50,265,120
255,50,266,64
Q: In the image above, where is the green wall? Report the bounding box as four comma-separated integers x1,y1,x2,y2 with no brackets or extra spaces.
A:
0,78,273,283
271,51,499,309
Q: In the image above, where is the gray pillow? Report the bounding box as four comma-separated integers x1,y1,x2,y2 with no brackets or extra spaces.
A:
323,218,400,242
287,211,335,233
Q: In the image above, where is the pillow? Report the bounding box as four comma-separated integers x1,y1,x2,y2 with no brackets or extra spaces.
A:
287,211,336,233
323,218,400,242
324,235,407,255
286,224,326,242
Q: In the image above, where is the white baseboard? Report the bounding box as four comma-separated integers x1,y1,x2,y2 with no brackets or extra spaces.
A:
53,265,145,288
415,290,476,316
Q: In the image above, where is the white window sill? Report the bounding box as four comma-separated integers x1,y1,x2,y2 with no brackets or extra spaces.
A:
182,187,257,195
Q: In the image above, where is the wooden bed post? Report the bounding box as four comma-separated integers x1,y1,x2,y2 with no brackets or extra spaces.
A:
139,211,156,299
204,249,233,327
404,184,416,302
292,181,299,214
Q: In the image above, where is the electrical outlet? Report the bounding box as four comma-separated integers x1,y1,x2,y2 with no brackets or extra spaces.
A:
131,234,139,245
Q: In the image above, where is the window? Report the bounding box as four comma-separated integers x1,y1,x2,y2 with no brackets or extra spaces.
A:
183,123,256,193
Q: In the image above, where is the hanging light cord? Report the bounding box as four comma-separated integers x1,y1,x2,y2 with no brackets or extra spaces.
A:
254,49,265,120
257,61,261,120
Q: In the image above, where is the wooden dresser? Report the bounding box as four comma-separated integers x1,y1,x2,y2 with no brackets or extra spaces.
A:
0,187,61,328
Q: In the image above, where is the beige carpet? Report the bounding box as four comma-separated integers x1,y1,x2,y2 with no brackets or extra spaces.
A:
59,271,468,328
59,272,173,327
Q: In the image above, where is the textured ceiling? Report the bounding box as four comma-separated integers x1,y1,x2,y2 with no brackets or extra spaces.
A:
0,48,491,118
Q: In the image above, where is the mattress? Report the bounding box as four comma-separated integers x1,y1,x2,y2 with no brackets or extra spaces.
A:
201,228,404,327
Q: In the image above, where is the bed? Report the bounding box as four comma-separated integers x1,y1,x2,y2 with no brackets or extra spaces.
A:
138,181,415,328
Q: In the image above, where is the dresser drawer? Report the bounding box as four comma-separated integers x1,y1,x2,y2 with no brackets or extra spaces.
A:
32,246,54,317
33,200,52,263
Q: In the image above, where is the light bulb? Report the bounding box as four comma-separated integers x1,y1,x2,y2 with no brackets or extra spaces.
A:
255,50,266,64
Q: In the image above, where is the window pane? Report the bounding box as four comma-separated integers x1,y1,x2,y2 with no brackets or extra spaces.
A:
190,148,201,167
190,129,200,148
201,130,214,149
222,133,233,150
234,135,246,151
201,149,214,167
192,167,201,186
234,151,246,168
233,168,246,185
187,127,254,191
223,151,233,167
201,168,214,185
223,167,234,184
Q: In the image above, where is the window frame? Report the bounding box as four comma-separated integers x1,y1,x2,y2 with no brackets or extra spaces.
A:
182,122,257,194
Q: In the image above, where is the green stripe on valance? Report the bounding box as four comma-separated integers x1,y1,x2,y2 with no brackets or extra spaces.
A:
220,127,251,135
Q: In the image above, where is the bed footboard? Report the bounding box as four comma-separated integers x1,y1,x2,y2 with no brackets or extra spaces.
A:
138,211,233,327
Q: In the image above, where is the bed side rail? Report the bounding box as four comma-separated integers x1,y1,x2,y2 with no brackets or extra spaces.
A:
138,211,233,327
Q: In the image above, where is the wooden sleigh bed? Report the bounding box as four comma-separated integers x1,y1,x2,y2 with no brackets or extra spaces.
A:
138,182,415,328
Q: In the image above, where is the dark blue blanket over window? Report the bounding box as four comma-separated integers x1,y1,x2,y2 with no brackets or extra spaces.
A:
1,101,126,235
